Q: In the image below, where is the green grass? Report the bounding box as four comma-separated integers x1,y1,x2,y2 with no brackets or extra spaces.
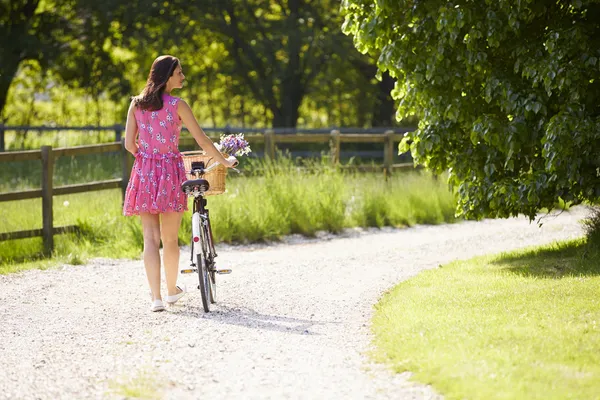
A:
0,190,143,273
0,155,457,272
0,153,122,192
372,239,600,400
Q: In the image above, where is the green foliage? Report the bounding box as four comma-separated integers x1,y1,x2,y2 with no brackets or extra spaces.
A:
342,0,600,220
191,0,391,127
0,0,134,119
372,239,600,399
2,1,398,129
3,59,127,131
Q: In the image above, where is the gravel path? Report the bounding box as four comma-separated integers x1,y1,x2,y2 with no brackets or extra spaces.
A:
0,207,588,400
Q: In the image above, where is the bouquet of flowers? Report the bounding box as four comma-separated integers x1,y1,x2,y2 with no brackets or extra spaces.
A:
215,133,252,157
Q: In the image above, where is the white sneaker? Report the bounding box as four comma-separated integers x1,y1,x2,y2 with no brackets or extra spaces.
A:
166,285,186,305
150,299,165,312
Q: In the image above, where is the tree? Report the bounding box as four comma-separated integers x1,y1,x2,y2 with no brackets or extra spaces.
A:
193,0,382,128
1,0,199,121
342,0,600,220
0,0,138,119
0,0,74,117
2,1,397,129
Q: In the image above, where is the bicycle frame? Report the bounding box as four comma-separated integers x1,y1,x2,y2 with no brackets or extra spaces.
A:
190,195,217,261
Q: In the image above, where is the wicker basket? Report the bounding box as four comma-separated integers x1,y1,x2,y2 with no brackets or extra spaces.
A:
181,151,228,195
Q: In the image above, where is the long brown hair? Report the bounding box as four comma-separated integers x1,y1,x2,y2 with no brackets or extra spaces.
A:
132,55,180,111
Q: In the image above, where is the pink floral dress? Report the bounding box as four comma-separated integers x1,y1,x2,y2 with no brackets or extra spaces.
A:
123,93,188,216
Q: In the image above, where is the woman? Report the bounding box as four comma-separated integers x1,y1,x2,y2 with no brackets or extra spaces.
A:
123,55,237,312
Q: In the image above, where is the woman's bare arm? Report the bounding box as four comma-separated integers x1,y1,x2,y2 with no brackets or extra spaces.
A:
124,101,139,155
177,99,236,167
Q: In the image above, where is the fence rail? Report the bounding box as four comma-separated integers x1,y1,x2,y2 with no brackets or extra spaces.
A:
0,124,415,152
0,129,416,253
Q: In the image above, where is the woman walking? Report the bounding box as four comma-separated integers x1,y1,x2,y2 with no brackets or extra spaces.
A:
123,55,237,312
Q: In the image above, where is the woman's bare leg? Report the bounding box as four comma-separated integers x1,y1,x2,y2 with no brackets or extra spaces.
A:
140,213,162,300
160,211,184,296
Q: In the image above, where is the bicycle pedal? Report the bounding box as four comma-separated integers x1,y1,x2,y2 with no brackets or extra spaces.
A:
180,268,198,274
216,269,232,275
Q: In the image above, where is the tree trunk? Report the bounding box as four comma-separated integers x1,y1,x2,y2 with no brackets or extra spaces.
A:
0,57,22,119
271,0,303,128
205,73,217,128
271,99,301,128
0,0,40,118
371,71,396,127
351,59,397,127
239,96,245,127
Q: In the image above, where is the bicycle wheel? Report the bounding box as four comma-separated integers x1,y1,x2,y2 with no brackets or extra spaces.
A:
209,267,217,304
196,250,211,313
192,212,211,312
203,224,217,304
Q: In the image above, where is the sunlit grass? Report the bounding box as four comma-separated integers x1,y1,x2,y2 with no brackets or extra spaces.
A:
372,239,600,400
0,190,142,270
108,368,163,399
0,156,457,272
0,152,122,192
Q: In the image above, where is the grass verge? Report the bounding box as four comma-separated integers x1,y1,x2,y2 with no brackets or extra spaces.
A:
372,239,600,400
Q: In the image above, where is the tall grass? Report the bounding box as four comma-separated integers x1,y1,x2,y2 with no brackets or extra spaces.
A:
0,155,457,272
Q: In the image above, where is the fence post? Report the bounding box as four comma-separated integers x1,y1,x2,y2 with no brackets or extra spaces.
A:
0,124,5,152
115,124,122,143
264,129,275,159
330,130,341,165
384,130,395,175
121,138,133,203
41,146,54,254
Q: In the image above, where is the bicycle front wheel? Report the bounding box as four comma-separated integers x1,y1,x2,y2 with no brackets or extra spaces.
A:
197,251,211,313
203,224,217,304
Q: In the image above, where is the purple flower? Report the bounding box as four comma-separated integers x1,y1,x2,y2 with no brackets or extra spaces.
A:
216,133,252,157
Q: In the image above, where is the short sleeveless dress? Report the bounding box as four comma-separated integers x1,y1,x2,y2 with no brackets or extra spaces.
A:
123,93,188,216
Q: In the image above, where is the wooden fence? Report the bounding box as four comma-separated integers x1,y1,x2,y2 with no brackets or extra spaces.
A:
0,124,415,152
0,129,415,253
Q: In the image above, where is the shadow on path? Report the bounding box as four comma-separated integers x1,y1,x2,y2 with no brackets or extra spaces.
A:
171,305,337,335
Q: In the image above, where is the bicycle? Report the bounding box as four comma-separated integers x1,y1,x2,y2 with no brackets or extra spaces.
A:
180,156,238,312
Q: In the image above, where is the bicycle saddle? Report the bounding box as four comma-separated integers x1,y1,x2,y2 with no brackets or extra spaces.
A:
181,179,210,194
